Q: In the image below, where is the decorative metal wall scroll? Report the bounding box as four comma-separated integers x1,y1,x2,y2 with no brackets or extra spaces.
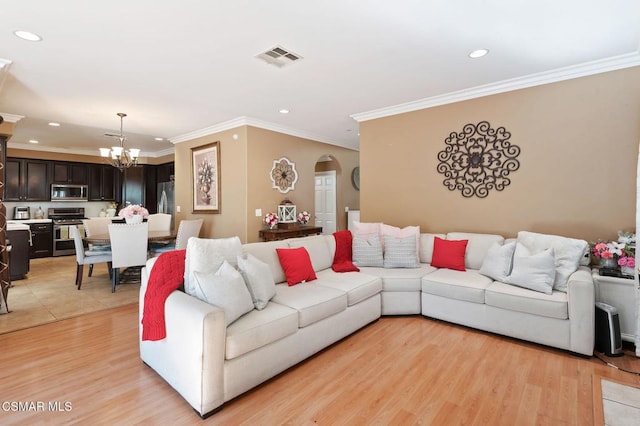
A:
436,121,520,198
270,157,298,193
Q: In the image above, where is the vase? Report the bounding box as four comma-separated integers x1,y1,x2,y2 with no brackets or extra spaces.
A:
599,257,618,270
199,183,211,205
125,215,143,224
621,265,635,276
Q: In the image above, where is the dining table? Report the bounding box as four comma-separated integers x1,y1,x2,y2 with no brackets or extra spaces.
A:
83,230,177,246
84,230,176,284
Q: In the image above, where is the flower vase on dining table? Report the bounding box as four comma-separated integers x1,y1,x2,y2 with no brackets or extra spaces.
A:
125,215,143,224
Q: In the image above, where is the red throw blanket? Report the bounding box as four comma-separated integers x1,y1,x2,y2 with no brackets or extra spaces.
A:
332,230,360,272
141,249,186,341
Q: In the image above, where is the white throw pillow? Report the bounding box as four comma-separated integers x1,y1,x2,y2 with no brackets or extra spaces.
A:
515,231,588,292
506,243,556,295
190,260,254,326
381,224,420,264
352,234,384,267
237,254,276,310
383,235,419,268
479,241,516,282
184,236,244,296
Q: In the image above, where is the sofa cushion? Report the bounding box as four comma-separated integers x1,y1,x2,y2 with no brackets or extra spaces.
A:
447,232,505,270
184,236,244,296
361,264,437,292
316,269,382,306
421,269,493,304
383,235,420,268
485,281,568,320
271,282,348,327
237,253,276,310
381,224,420,264
353,234,384,267
225,302,299,360
431,237,468,271
191,261,254,326
506,244,556,295
332,230,360,273
276,247,317,286
515,231,588,292
418,233,446,264
479,241,516,282
287,235,334,272
243,240,289,284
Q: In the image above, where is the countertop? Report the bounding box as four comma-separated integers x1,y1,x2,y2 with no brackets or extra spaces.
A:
7,219,53,224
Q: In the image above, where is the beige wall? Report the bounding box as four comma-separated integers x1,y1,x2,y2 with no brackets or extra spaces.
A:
360,66,640,242
173,127,248,241
173,125,360,243
245,127,360,242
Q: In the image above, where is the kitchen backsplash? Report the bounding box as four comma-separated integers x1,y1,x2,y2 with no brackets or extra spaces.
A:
3,201,115,219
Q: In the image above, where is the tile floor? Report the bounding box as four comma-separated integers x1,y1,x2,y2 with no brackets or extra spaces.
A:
602,379,640,425
0,255,139,334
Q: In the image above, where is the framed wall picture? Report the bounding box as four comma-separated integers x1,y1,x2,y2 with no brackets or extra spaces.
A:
192,141,221,213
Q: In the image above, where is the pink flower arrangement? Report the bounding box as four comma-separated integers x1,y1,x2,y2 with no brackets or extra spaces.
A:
618,255,635,268
118,204,149,219
591,242,623,259
297,211,310,225
591,231,635,272
263,212,278,228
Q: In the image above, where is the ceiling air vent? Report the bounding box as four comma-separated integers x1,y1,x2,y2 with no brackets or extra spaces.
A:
256,46,302,68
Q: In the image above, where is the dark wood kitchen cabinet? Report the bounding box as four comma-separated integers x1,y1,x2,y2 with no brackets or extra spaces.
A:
52,162,88,184
29,222,53,258
5,158,50,201
88,164,120,201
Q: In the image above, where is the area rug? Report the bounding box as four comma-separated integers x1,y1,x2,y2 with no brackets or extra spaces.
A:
593,375,640,425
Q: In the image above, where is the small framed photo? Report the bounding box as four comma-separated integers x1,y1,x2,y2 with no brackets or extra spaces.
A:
192,141,221,213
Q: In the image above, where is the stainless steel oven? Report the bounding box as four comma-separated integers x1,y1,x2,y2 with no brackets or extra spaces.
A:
49,207,86,256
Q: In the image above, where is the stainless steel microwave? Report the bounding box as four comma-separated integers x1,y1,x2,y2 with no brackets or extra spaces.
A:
51,184,88,201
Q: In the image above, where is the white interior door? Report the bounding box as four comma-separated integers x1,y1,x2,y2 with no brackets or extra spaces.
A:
315,171,336,234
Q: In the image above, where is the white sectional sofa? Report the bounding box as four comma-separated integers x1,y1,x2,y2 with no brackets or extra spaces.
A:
139,230,594,417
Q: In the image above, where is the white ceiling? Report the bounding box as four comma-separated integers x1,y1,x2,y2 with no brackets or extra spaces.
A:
0,1,639,157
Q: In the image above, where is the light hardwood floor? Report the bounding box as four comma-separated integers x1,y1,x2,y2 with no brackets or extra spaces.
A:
1,302,638,425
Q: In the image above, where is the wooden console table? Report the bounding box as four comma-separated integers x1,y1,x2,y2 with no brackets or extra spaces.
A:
259,225,323,242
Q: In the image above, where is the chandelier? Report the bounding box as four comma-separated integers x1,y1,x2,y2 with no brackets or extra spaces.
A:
99,112,140,171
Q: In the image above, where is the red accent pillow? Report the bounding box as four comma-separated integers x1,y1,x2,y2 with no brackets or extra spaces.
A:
332,230,360,273
431,237,468,271
276,247,317,286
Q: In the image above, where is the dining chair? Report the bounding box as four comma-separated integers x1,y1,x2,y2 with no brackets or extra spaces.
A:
83,217,113,252
149,218,203,255
70,225,112,290
108,222,149,293
147,213,172,232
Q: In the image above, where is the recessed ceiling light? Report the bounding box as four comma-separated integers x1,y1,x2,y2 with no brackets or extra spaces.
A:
28,139,39,144
279,109,289,114
48,122,60,127
469,49,489,59
154,137,163,141
14,30,42,42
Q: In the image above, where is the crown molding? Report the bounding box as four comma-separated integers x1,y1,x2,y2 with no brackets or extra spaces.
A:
351,52,640,123
169,116,340,147
6,142,174,158
0,112,25,123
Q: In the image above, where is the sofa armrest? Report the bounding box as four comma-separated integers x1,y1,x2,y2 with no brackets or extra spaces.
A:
139,278,227,416
566,266,595,355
